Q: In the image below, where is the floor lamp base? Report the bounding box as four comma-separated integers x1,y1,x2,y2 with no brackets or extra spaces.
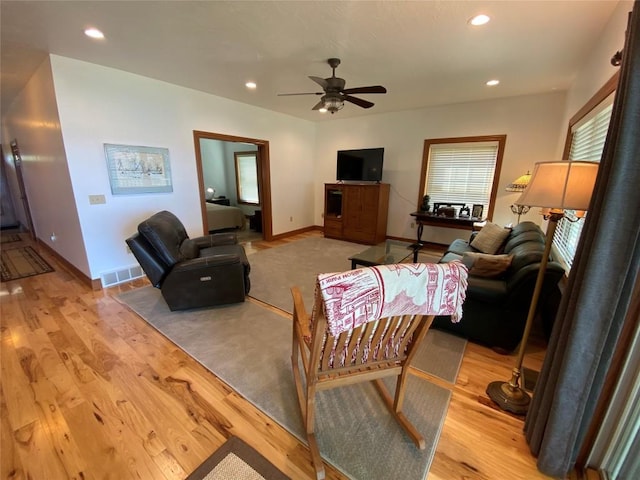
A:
486,381,531,415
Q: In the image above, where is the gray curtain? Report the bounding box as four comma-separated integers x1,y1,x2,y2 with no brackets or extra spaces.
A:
525,2,640,477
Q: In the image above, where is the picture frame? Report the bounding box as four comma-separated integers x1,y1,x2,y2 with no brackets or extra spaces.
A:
104,143,173,195
472,204,484,218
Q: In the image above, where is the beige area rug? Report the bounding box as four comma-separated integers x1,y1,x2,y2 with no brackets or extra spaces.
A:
246,236,443,314
245,236,459,381
1,246,54,282
186,436,289,480
117,286,466,480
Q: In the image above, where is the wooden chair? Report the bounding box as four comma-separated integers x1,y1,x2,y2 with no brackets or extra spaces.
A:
290,262,468,479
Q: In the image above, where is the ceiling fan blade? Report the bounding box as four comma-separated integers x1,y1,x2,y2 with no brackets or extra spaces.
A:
342,85,387,95
309,76,329,89
311,100,325,111
344,95,374,109
277,92,323,96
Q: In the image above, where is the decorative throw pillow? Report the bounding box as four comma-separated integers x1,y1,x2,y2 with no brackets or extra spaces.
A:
462,252,513,278
470,222,511,254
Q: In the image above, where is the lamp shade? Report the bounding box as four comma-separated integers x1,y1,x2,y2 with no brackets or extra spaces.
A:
505,171,532,192
515,161,599,211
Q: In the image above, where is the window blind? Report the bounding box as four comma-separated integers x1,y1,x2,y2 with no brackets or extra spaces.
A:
236,155,259,204
553,102,613,268
426,142,498,212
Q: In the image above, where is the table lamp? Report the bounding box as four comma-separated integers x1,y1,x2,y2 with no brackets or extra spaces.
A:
506,171,532,223
487,160,599,414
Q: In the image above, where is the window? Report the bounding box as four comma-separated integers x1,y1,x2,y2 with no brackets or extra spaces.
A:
234,151,260,205
553,76,617,269
419,135,506,220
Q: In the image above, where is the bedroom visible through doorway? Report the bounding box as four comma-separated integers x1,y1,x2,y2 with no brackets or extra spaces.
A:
193,131,272,243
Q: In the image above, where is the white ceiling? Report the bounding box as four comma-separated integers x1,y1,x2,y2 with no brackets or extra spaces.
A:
0,1,619,122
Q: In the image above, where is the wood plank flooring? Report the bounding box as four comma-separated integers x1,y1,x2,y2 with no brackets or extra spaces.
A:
1,230,551,479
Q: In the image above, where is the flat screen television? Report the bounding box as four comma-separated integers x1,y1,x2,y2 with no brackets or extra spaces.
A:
336,148,384,182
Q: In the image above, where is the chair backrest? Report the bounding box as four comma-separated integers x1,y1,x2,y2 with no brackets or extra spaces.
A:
309,262,468,374
126,233,170,287
137,210,189,267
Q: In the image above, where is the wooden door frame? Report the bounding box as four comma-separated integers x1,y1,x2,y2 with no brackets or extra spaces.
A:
193,131,273,241
9,139,36,239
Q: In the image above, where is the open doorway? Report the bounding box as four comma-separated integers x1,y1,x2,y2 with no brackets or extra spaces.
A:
193,131,272,242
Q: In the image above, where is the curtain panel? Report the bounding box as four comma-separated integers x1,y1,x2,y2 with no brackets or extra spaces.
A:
525,2,640,477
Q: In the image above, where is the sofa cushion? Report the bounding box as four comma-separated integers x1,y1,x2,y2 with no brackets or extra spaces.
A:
463,252,513,278
446,238,478,256
470,222,511,254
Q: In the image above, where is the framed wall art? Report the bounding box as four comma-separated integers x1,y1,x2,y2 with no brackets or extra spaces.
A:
104,143,173,195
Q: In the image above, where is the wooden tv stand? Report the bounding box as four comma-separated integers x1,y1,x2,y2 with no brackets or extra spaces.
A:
324,183,390,245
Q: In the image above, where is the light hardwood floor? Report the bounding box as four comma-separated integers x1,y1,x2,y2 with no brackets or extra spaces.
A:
1,230,551,479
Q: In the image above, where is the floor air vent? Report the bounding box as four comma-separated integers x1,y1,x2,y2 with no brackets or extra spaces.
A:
101,265,144,287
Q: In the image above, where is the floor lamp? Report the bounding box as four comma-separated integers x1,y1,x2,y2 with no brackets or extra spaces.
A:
505,171,532,223
487,161,599,415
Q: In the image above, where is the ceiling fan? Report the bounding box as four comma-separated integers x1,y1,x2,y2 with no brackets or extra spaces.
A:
278,58,387,114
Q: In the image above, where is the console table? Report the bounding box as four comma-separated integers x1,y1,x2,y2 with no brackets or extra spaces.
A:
410,211,484,253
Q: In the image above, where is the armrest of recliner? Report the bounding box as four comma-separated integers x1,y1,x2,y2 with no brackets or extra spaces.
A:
190,232,238,249
171,252,241,273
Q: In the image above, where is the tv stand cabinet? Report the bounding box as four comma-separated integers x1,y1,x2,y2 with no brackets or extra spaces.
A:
324,183,390,244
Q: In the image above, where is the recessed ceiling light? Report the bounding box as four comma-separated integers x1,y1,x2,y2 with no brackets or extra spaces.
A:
486,79,500,86
84,28,104,39
245,81,257,89
469,14,491,26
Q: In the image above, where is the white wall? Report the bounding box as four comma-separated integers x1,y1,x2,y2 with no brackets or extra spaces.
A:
1,0,629,281
200,138,227,197
315,91,567,245
1,57,90,274
3,55,316,280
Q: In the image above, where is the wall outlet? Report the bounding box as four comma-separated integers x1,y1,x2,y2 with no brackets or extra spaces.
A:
289,216,293,222
89,194,106,205
50,233,57,242
410,222,415,229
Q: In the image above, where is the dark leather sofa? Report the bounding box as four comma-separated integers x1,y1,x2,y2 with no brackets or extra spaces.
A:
126,210,250,311
434,221,564,352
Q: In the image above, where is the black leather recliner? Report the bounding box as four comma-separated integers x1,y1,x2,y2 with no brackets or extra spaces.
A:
126,210,250,311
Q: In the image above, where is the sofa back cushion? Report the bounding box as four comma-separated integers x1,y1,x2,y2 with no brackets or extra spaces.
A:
503,230,546,253
470,222,511,254
138,210,189,267
508,242,545,272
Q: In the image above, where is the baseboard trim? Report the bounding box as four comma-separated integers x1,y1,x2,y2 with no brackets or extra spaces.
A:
269,225,321,241
35,239,101,291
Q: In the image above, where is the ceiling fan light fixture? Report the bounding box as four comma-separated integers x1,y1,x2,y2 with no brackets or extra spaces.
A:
323,95,344,114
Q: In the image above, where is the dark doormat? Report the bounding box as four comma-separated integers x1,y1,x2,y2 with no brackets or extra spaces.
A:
186,436,290,480
0,233,22,244
1,246,54,282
